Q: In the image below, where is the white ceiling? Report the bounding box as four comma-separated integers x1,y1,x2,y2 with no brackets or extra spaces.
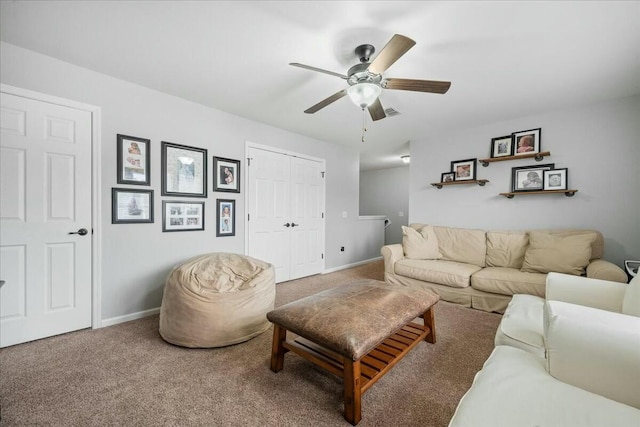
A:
2,1,639,170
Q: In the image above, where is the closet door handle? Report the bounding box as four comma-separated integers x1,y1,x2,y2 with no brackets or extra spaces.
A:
291,223,299,227
283,223,291,227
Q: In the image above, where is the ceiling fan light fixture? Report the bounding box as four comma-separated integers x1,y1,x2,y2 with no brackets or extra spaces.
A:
347,83,381,109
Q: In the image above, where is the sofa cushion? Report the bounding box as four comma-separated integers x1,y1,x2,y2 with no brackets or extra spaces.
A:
531,229,604,260
521,231,596,276
423,225,486,267
485,231,529,269
622,274,640,316
394,259,481,288
494,294,545,357
448,346,640,427
401,225,442,260
471,267,546,297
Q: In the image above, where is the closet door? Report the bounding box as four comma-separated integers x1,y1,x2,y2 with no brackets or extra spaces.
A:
246,146,325,283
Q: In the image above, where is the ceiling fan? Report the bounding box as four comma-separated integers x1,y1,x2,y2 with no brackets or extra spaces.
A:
290,34,451,121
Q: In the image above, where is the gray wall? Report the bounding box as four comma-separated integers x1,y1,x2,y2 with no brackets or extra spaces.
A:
410,95,640,268
1,42,376,322
360,166,409,245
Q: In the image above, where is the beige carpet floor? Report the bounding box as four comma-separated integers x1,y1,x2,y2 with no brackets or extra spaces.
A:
0,260,501,426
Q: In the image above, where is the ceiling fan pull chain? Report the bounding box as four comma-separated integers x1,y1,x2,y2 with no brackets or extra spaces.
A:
361,108,367,143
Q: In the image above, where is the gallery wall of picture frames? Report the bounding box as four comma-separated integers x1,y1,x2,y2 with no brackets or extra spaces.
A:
431,127,578,197
112,133,240,234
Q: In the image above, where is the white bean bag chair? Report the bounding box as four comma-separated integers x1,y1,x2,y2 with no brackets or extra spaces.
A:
159,253,275,348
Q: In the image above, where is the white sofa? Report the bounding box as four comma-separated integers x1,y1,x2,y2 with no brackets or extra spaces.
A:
449,273,640,427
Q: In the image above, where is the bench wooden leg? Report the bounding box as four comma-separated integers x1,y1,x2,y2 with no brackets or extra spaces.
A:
270,324,287,372
422,305,436,344
343,357,362,425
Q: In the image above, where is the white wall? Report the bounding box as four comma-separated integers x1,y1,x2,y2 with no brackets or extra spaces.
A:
410,95,640,268
0,42,375,322
360,166,409,245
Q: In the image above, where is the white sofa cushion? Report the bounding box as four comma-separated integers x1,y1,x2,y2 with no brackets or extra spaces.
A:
401,225,442,260
430,225,487,267
448,346,640,427
545,300,640,409
622,274,640,316
394,259,481,288
494,294,545,357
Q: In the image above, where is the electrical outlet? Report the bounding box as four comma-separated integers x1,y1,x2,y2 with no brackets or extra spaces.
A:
398,211,404,217
342,211,348,218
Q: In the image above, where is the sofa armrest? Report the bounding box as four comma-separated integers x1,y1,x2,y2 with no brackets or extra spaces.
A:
586,259,627,283
381,244,404,274
546,272,626,313
544,300,640,409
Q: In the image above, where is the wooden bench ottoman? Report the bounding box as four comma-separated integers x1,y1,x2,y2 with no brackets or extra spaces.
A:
266,279,439,425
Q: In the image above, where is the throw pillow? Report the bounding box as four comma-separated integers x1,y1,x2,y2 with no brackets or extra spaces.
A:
402,225,442,260
521,232,596,276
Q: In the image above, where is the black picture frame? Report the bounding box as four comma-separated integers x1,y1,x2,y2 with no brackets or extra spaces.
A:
441,172,455,183
544,168,568,190
111,188,154,224
451,158,477,181
162,201,205,232
161,141,207,197
490,135,513,158
216,199,235,237
117,134,150,185
213,156,241,193
511,163,555,192
512,128,542,156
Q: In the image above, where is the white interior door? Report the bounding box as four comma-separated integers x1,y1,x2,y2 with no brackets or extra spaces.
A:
246,146,325,283
0,92,93,347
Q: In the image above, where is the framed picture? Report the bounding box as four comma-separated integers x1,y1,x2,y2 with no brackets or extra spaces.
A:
111,188,153,224
511,163,555,192
213,157,241,193
441,172,455,183
162,201,205,232
161,141,207,197
512,128,541,156
490,135,513,158
216,199,235,237
544,168,568,190
117,134,150,185
451,158,477,181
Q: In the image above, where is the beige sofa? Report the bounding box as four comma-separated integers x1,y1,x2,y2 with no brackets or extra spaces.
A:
381,224,627,313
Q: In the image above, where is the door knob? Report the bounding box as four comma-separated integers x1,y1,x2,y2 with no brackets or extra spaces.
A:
68,228,89,236
291,223,299,227
283,223,291,227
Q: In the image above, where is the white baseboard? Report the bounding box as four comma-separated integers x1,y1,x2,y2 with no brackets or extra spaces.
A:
322,256,382,274
99,307,160,328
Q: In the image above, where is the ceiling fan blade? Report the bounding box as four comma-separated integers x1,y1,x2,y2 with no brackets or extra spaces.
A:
304,89,348,114
383,78,451,94
367,34,416,75
289,63,348,80
368,98,386,121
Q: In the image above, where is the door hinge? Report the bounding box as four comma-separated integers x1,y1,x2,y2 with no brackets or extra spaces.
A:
321,212,324,219
247,213,250,221
247,157,253,167
321,171,325,178
321,253,324,259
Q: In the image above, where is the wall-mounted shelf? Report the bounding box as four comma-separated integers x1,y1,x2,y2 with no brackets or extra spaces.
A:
480,151,551,167
431,179,489,189
499,189,578,198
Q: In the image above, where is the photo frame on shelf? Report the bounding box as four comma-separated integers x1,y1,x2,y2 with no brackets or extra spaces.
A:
216,199,235,237
451,158,477,181
511,163,555,192
117,134,150,185
544,168,568,190
490,135,513,158
161,141,207,197
111,188,154,224
441,172,455,183
162,201,205,232
512,128,541,156
213,156,241,193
